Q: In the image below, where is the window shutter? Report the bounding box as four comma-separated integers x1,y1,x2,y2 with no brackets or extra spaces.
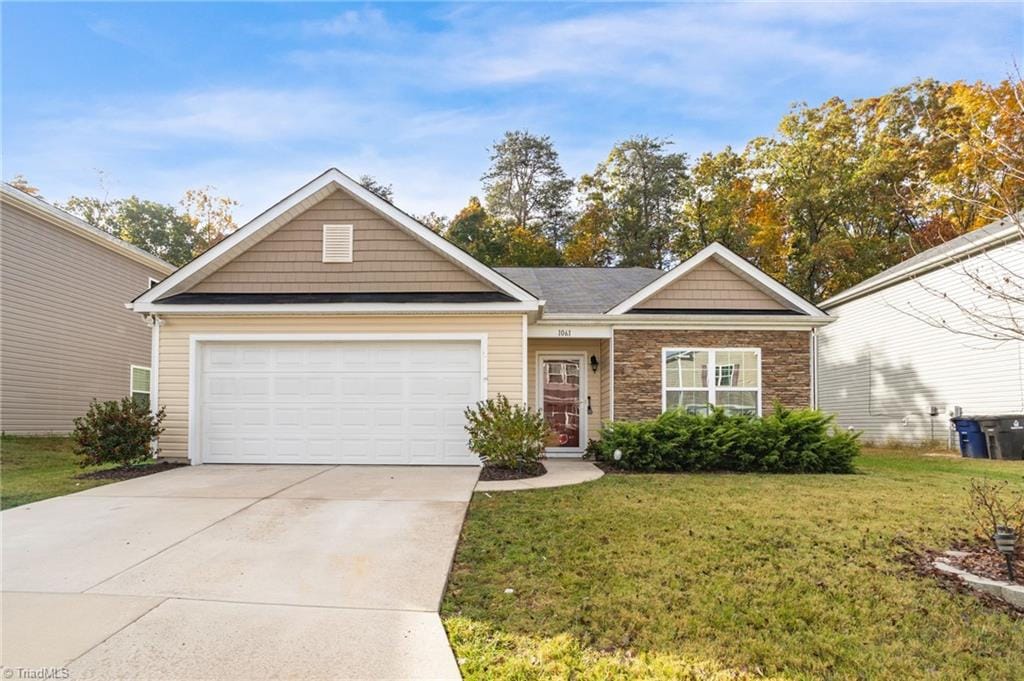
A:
322,224,354,263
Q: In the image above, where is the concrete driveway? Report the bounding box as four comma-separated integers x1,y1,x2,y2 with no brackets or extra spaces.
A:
1,464,480,680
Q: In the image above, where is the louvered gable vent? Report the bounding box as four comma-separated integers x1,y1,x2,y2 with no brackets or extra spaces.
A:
322,224,354,263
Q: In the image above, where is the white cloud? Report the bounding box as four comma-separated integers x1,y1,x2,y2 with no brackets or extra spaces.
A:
54,88,369,144
300,8,389,37
6,1,1020,223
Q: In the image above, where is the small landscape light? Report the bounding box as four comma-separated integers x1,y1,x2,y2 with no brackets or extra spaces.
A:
613,449,622,461
993,525,1018,582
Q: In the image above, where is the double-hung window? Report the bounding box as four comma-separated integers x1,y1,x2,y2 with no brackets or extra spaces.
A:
662,348,761,416
130,365,152,409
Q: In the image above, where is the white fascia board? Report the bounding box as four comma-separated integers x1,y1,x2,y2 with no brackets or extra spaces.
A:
132,301,540,315
606,242,824,316
613,317,831,330
820,223,1022,309
539,312,831,330
137,169,537,305
1,184,174,274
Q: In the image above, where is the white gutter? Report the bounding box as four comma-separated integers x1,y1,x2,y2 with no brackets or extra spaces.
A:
131,301,542,315
535,313,833,330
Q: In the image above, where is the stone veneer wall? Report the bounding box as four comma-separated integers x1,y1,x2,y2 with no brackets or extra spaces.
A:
613,329,812,422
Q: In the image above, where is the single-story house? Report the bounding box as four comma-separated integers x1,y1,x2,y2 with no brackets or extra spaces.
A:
817,215,1024,446
0,184,174,434
131,169,831,465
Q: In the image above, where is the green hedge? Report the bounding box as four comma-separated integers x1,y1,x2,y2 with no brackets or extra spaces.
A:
594,405,859,473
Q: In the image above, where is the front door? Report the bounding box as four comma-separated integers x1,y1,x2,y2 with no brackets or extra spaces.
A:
539,356,584,451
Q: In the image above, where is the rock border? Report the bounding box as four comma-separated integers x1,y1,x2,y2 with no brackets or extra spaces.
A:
933,551,1024,609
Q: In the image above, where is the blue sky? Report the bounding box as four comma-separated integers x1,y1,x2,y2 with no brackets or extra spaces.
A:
3,2,1022,221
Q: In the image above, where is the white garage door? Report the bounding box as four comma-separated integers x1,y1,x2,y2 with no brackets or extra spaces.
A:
197,341,482,465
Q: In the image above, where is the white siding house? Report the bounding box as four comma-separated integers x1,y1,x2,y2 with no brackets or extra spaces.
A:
816,217,1024,446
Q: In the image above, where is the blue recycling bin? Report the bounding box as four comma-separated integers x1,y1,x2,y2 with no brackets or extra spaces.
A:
952,418,989,458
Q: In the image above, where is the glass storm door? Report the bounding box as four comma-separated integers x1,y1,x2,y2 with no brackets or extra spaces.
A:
541,358,582,449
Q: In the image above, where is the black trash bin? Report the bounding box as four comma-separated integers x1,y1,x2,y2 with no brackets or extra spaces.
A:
975,415,1024,460
952,417,989,458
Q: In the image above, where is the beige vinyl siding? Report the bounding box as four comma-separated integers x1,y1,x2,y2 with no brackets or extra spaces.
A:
156,314,526,460
0,203,164,434
190,189,494,294
526,338,603,445
635,257,787,311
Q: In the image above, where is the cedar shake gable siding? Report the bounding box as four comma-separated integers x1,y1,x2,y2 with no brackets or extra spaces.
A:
189,189,495,294
612,329,811,422
633,257,788,312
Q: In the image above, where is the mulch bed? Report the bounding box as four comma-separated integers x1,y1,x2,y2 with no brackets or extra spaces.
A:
943,539,1024,583
479,462,546,481
75,461,186,481
894,536,1023,617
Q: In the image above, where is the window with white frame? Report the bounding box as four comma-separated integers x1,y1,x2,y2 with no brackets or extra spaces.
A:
663,348,760,416
130,365,152,409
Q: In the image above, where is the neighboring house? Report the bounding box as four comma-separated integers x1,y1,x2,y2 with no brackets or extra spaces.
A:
817,217,1024,446
131,168,830,465
0,184,174,434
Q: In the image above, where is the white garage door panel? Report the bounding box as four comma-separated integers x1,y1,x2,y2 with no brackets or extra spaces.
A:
197,341,482,465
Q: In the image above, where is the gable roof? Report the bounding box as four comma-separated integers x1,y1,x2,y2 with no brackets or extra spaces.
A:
497,267,663,314
820,214,1022,309
134,168,538,308
606,242,826,317
1,183,174,275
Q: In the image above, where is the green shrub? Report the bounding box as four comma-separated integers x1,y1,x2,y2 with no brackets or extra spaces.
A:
72,397,165,468
595,404,859,474
464,395,549,470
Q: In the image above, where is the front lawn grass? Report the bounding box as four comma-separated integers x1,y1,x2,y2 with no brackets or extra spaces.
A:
0,435,122,509
442,449,1024,680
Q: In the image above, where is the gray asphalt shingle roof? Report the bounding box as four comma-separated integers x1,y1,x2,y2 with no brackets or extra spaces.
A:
495,267,664,313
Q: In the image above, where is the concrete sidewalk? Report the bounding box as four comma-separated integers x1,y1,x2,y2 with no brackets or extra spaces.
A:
476,460,604,492
2,464,480,679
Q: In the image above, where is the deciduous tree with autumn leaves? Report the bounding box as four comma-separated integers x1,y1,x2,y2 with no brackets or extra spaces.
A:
442,76,1022,302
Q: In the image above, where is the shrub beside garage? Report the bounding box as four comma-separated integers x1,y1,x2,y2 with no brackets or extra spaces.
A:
593,406,859,474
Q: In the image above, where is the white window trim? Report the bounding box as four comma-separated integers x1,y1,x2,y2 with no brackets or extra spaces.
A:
661,347,762,416
322,223,354,263
536,352,588,456
130,364,152,402
148,277,160,289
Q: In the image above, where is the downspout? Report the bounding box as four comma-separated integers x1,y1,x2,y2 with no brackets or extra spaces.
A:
810,328,818,409
608,332,615,421
148,313,162,458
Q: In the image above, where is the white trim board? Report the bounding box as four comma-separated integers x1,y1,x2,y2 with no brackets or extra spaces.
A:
135,168,538,307
186,332,488,465
606,242,826,317
133,301,540,314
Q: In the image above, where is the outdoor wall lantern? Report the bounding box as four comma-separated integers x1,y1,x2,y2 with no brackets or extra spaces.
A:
994,525,1018,582
590,355,599,373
